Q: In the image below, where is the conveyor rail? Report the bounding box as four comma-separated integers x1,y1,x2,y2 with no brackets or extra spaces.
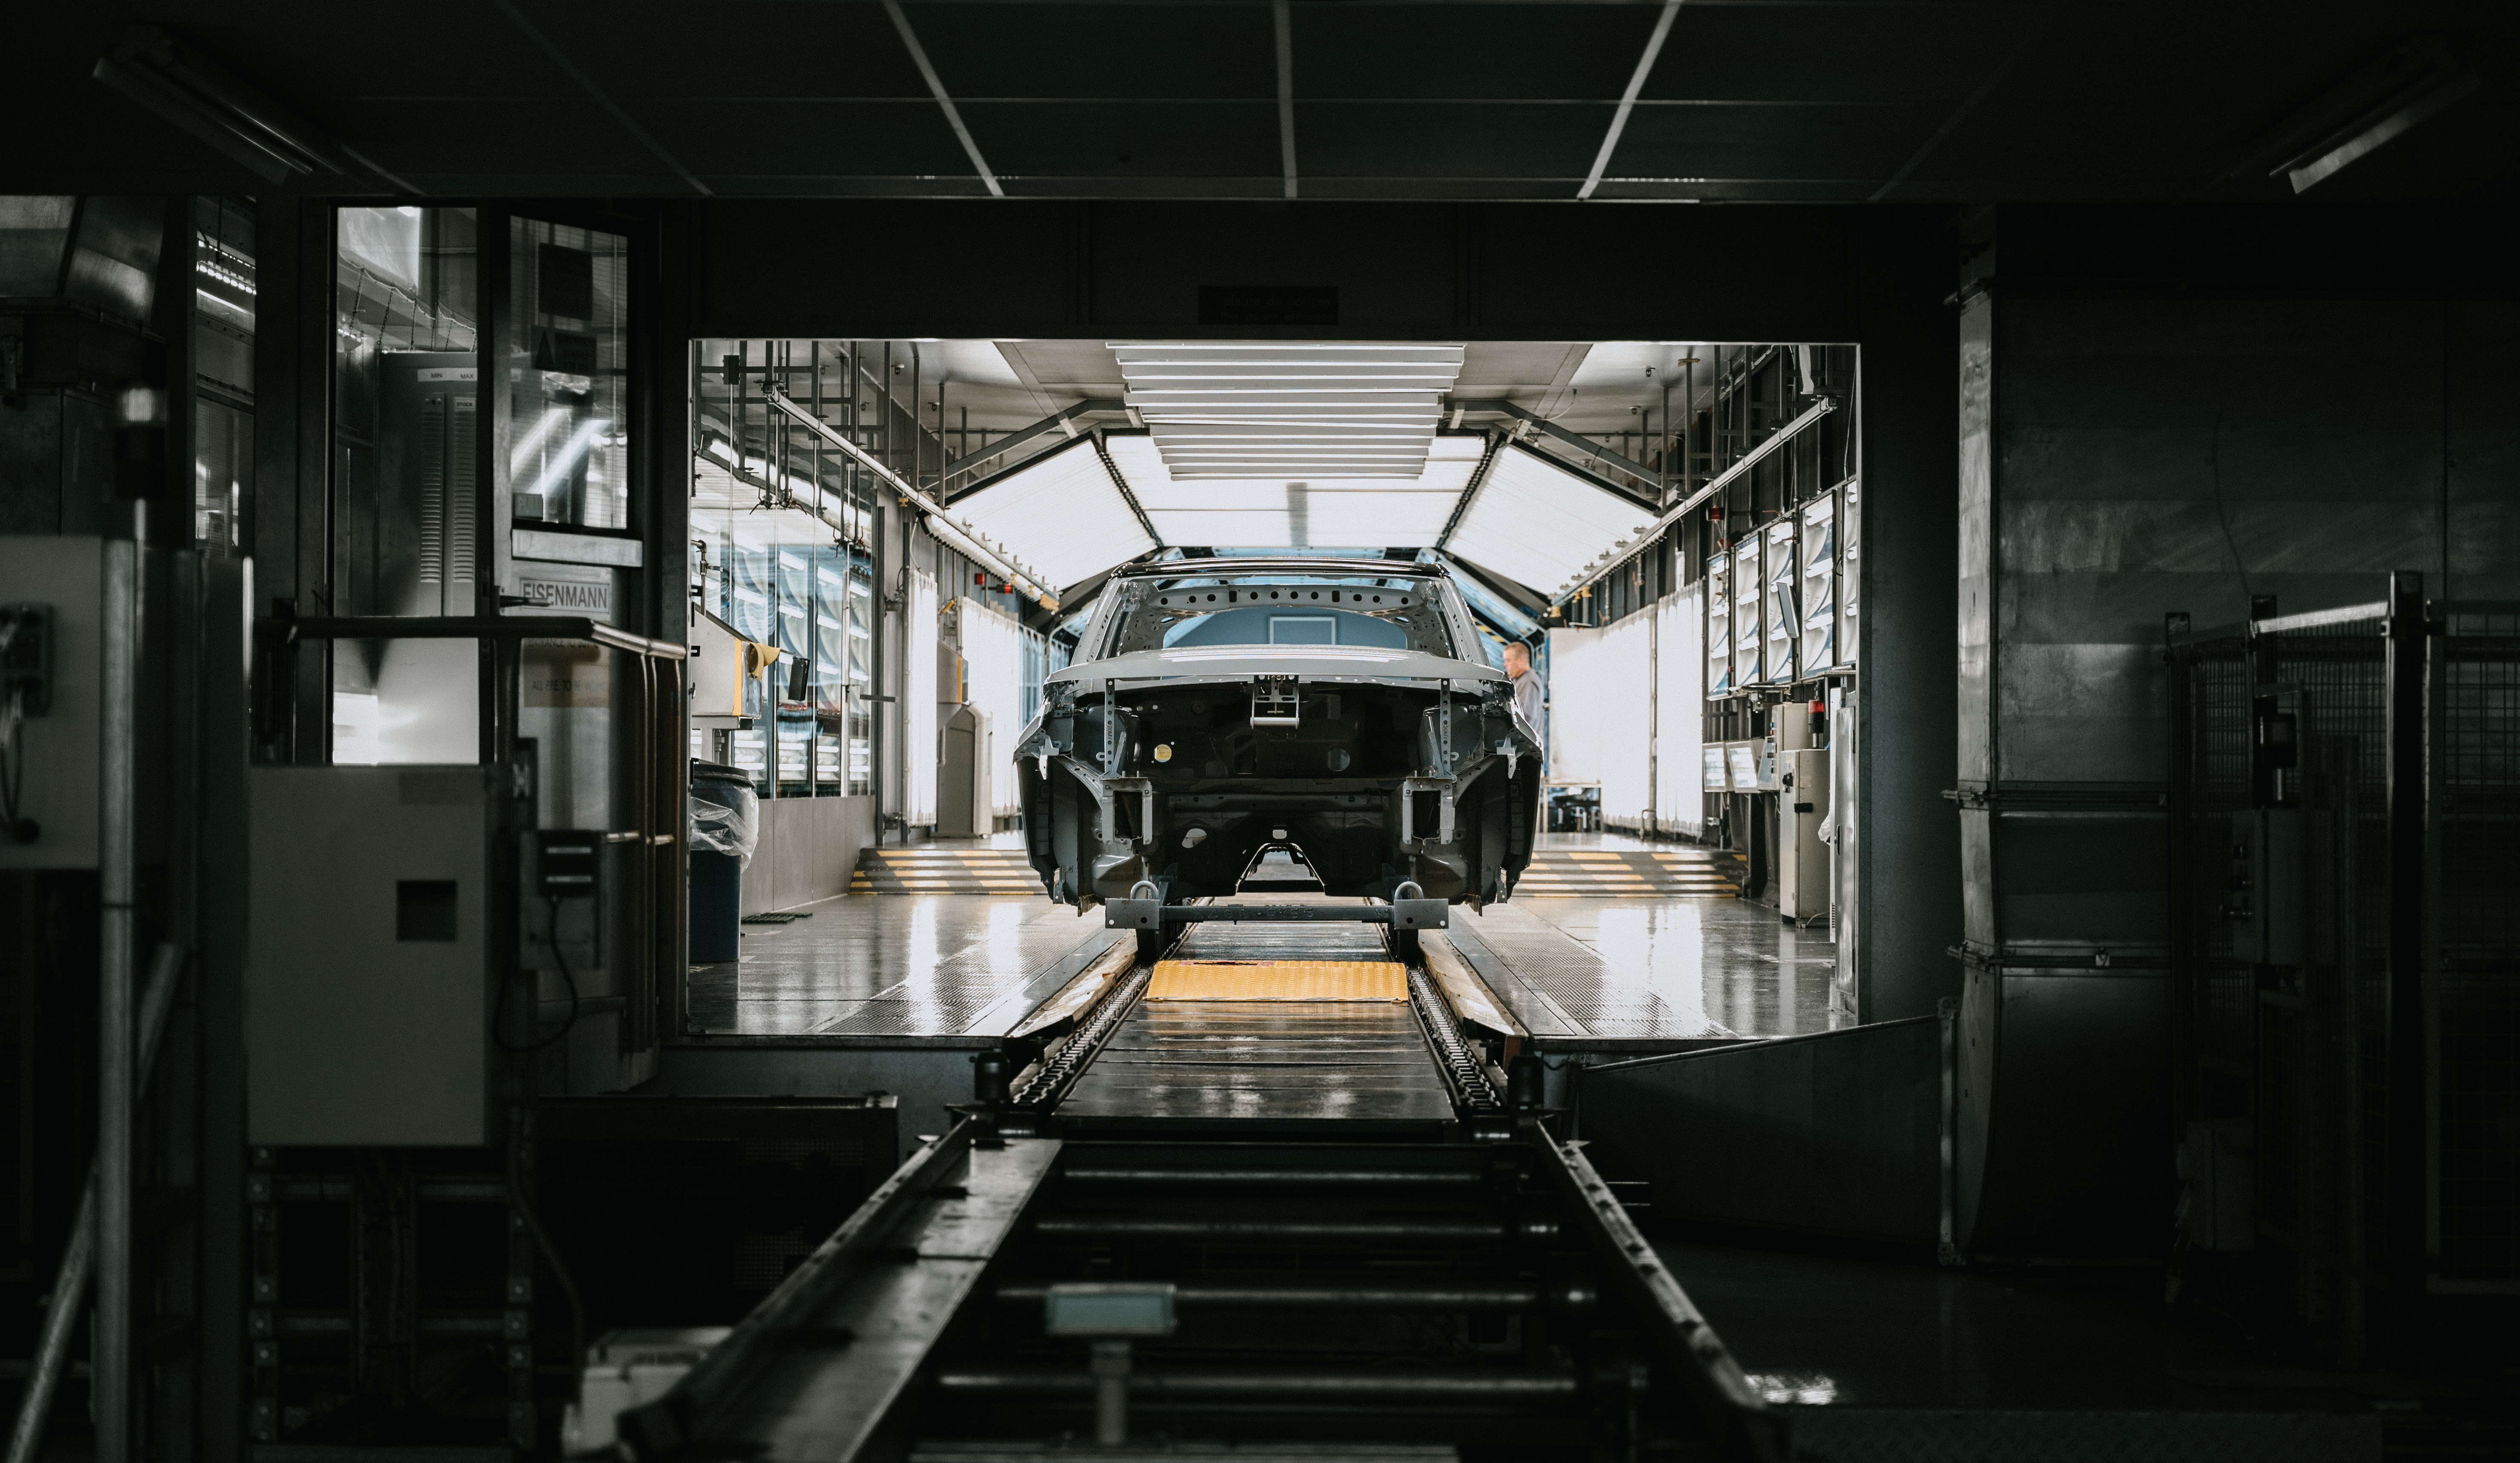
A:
613,1122,1781,1463
610,897,1779,1461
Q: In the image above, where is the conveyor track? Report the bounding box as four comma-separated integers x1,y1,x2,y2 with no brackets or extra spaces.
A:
609,899,1779,1463
1007,899,1504,1134
613,1122,1779,1463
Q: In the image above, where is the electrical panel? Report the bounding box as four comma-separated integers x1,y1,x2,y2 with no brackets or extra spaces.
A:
2227,808,2305,966
246,765,494,1146
0,538,101,869
689,605,773,729
1778,749,1832,919
521,827,604,974
939,705,993,838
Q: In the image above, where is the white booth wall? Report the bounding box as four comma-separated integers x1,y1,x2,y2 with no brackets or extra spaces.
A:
1544,586,1703,839
956,596,1029,819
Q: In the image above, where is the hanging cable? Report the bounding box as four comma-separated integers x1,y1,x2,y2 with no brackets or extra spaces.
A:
495,896,581,1053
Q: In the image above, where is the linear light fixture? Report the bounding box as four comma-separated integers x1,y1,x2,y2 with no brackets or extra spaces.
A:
93,26,399,188
2236,34,2480,195
1115,341,1467,475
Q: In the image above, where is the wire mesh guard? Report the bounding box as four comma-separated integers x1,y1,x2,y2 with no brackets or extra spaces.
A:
2174,598,2517,1346
2436,606,2518,1288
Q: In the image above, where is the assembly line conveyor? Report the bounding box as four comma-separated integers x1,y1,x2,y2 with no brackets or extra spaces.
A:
602,900,1782,1463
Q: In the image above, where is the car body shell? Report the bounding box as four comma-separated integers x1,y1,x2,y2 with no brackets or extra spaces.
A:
1012,558,1543,910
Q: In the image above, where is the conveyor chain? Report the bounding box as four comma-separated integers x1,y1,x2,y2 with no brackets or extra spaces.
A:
1007,962,1151,1111
1408,965,1503,1113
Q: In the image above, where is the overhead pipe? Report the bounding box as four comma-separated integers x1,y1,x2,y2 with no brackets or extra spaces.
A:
1550,394,1838,606
93,538,137,1463
695,426,871,546
935,1369,1581,1401
994,1280,1543,1310
762,381,1059,611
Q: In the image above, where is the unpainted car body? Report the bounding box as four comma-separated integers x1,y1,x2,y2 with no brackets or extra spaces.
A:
1014,558,1543,911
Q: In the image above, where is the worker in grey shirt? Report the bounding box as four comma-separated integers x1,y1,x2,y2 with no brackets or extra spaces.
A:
1501,639,1545,753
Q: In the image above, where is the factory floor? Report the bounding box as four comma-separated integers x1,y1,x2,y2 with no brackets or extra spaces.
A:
687,826,1836,1040
1661,1240,2252,1411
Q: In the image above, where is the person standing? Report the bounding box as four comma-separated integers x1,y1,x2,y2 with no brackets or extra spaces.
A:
1501,639,1545,755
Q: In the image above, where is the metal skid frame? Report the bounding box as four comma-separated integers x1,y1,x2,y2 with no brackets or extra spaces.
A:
1102,881,1449,933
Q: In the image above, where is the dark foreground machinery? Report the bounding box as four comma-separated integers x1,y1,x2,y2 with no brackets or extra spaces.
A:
606,910,1779,1463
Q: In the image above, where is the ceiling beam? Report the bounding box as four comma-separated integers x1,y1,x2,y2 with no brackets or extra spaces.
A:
1868,22,2044,202
1446,399,1659,491
882,0,1003,198
1274,0,1299,200
491,1,710,196
939,398,1125,495
1576,0,1683,201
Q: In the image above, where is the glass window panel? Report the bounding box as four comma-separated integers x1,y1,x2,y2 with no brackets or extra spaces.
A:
775,711,816,797
729,727,766,781
510,218,630,532
332,205,481,764
193,196,254,557
195,398,249,557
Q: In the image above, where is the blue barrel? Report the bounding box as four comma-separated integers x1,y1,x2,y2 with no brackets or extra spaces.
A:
689,762,756,962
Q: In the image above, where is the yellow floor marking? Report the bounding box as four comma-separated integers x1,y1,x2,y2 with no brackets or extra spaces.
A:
1147,959,1406,1002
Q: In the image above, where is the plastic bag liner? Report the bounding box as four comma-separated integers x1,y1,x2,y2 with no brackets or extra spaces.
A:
690,770,760,868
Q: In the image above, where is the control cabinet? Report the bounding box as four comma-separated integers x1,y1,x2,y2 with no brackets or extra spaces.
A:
1778,748,1832,920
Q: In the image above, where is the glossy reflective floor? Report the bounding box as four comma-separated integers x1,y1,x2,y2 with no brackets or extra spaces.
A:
692,833,1827,1042
684,895,1120,1038
1514,897,1839,1038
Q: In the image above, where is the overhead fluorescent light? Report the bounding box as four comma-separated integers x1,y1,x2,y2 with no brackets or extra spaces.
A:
93,26,409,189
1115,342,1466,482
2244,34,2480,194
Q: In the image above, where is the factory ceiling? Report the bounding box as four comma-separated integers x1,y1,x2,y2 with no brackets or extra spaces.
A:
9,3,2513,202
702,335,1715,603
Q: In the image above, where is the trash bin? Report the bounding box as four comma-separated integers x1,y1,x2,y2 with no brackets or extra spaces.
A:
689,760,758,963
